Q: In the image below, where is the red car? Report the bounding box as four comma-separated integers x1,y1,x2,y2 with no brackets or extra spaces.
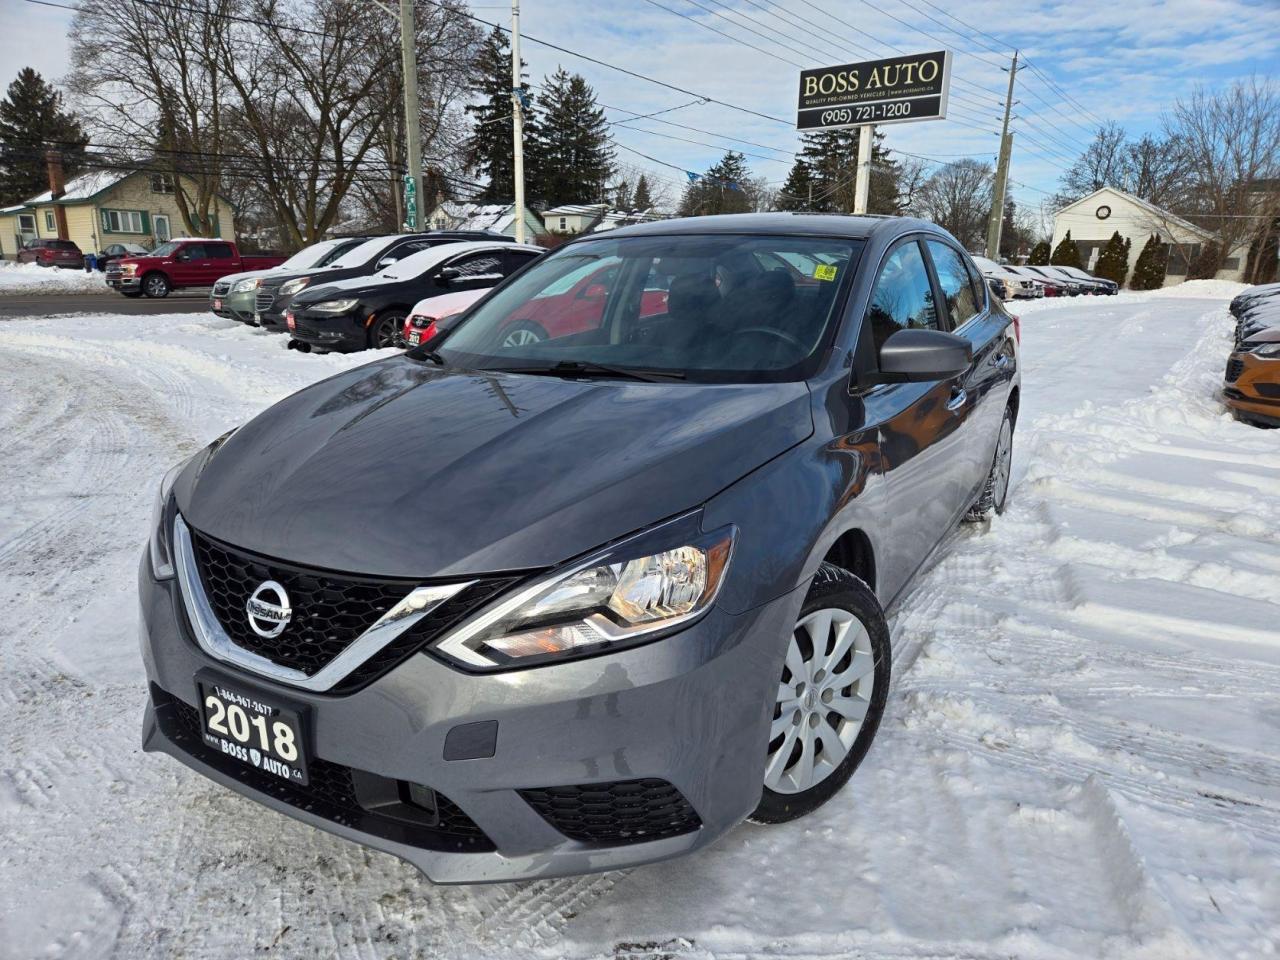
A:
17,238,84,269
493,261,669,346
106,239,287,298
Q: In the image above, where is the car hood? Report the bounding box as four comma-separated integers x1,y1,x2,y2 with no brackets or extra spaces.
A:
217,268,278,286
178,358,813,578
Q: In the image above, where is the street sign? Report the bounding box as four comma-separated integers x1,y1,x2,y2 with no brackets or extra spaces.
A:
403,174,418,231
797,51,952,130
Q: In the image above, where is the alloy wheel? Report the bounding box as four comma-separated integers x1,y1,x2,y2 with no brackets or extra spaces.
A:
992,416,1013,510
502,326,544,347
765,608,876,795
374,315,405,348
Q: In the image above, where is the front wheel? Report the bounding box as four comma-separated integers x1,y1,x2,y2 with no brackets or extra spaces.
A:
750,563,891,824
965,404,1014,522
142,273,170,298
368,311,407,349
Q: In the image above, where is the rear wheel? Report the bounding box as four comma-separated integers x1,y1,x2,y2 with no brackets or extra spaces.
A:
750,563,891,824
500,320,548,347
142,273,170,298
966,404,1014,521
368,311,407,349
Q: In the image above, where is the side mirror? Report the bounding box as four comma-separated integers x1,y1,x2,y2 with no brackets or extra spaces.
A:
438,266,461,285
176,251,191,262
877,328,972,383
376,256,398,269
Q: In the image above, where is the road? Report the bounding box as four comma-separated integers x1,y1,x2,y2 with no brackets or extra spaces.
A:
1,291,1278,960
0,290,212,318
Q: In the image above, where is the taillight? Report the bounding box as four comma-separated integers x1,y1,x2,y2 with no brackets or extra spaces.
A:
1011,314,1021,344
422,320,438,341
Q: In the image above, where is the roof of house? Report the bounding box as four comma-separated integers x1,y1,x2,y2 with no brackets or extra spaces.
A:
433,201,526,234
21,170,132,206
1056,186,1215,241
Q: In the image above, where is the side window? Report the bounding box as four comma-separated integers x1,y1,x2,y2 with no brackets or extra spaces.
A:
503,250,540,275
207,243,234,259
866,240,938,352
964,256,987,310
927,241,980,328
447,252,504,279
182,244,207,260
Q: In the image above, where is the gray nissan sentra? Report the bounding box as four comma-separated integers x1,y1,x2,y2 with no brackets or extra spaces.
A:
139,213,1019,883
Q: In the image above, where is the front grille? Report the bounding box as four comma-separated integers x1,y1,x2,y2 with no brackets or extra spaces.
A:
1226,358,1245,382
520,778,702,847
212,280,231,296
155,686,493,850
189,527,517,689
255,288,277,312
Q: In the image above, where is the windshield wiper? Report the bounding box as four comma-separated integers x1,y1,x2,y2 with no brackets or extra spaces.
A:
487,360,686,383
414,348,446,365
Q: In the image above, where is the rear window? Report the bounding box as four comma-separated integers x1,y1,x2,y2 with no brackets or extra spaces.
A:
51,240,79,250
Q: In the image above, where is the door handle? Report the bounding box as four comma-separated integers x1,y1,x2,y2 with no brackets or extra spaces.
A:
945,387,967,412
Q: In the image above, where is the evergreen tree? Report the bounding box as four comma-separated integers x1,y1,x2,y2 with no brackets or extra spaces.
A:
1050,230,1083,268
464,27,539,203
1028,240,1052,265
1093,230,1130,284
678,151,752,216
776,158,815,211
1188,240,1221,280
612,177,633,210
998,196,1018,260
1130,233,1167,289
632,173,653,211
0,68,88,206
532,68,614,206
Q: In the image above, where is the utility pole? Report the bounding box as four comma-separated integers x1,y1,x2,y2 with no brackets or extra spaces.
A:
399,0,422,230
985,50,1019,260
853,124,873,214
511,0,527,244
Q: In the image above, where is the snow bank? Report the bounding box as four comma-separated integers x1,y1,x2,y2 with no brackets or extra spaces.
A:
0,260,108,295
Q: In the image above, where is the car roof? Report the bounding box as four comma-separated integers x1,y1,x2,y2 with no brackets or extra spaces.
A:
591,212,940,241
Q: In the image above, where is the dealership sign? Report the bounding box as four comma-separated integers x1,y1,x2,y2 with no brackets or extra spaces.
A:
797,51,952,130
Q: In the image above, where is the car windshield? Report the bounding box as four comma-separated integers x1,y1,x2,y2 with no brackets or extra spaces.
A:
434,233,862,382
379,245,461,281
277,239,350,271
150,241,180,257
325,235,398,269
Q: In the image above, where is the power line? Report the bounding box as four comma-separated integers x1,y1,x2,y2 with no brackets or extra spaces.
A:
636,0,804,67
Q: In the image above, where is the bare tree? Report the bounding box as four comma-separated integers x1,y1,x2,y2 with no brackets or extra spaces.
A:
909,159,994,250
1162,77,1280,277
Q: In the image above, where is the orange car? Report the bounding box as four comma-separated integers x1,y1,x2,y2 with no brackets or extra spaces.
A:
1224,327,1280,427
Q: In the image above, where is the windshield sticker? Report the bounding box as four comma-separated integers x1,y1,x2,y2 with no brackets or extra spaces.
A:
814,264,838,281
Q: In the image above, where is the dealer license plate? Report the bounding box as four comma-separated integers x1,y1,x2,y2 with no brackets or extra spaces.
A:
286,313,296,331
407,331,421,345
213,298,223,310
198,677,308,785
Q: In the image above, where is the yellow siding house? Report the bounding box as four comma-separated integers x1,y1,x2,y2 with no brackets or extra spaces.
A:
0,170,235,259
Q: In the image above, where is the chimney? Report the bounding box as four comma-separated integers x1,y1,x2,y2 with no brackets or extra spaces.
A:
44,150,70,240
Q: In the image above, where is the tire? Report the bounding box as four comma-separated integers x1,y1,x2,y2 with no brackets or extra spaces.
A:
965,403,1015,522
749,562,891,824
142,272,170,298
368,311,407,349
500,320,548,348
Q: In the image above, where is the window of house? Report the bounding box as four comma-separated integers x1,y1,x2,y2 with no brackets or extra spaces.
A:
44,211,56,231
18,213,35,233
150,174,175,194
927,240,981,328
101,209,145,233
559,217,567,230
867,240,938,351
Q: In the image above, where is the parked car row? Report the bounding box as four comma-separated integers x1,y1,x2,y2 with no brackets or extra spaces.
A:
970,256,1118,299
1224,283,1280,428
16,237,154,271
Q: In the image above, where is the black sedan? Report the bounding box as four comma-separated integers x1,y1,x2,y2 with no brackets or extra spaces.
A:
285,241,543,351
254,231,514,331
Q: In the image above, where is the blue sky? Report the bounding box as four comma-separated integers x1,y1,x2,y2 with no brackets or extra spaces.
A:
4,0,1278,214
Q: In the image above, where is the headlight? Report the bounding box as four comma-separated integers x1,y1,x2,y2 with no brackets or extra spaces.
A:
279,277,310,296
434,515,735,670
1252,342,1280,358
232,278,260,293
310,298,360,314
148,461,185,580
121,263,137,276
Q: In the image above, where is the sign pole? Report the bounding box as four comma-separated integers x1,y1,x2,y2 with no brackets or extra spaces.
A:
511,0,527,245
985,50,1019,259
854,124,874,214
399,0,422,230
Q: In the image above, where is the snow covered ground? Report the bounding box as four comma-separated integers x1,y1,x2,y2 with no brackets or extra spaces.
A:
0,260,109,295
1,289,1278,960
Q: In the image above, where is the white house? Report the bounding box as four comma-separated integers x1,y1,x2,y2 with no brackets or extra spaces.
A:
542,203,664,235
426,201,545,240
1051,187,1249,287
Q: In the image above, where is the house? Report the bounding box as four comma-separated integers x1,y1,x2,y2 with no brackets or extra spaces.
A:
1050,186,1249,286
426,201,545,240
0,169,236,260
542,203,663,235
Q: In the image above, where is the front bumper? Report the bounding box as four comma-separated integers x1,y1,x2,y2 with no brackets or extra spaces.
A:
139,552,803,883
108,273,141,292
287,310,368,351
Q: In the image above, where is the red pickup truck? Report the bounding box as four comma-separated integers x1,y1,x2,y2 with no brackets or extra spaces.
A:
106,239,287,298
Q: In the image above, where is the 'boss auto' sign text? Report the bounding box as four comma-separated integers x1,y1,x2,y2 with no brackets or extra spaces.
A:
797,51,952,130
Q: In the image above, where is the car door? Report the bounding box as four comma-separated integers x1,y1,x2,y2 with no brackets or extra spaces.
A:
857,237,975,599
923,239,1011,505
173,243,205,285
205,242,236,285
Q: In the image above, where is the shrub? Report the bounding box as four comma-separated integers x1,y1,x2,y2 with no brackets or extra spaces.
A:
1050,230,1083,269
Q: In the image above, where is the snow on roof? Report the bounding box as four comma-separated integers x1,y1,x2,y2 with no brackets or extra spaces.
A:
22,170,130,205
543,203,608,217
432,201,523,233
